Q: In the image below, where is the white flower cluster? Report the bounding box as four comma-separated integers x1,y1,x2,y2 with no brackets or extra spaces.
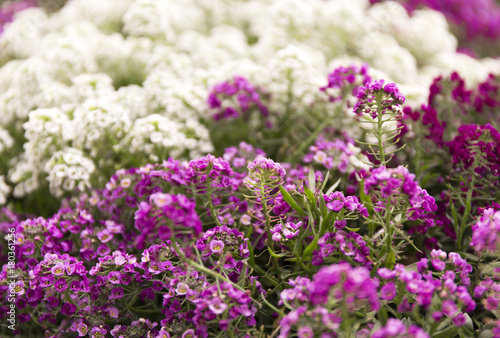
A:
0,176,10,205
44,148,95,198
0,0,499,204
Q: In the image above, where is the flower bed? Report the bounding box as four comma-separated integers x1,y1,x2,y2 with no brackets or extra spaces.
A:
0,0,499,337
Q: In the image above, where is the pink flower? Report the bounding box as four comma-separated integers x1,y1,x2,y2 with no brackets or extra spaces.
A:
210,239,225,253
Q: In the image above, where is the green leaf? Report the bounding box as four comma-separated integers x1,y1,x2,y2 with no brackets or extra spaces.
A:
359,179,373,217
318,193,328,217
325,178,341,195
434,326,458,338
320,210,335,235
450,202,459,228
302,234,320,260
308,168,316,193
248,241,255,267
385,250,396,269
303,182,316,205
465,199,471,216
268,246,288,258
319,171,330,192
279,186,307,216
345,227,360,232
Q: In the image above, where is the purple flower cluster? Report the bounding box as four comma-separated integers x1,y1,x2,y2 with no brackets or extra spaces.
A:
312,230,372,269
353,79,406,119
160,266,261,337
364,166,437,226
207,75,269,121
377,252,475,323
474,277,500,315
278,263,380,336
270,221,303,242
447,124,500,177
470,207,500,253
223,141,266,170
303,134,368,174
406,73,500,148
244,157,286,196
369,318,429,338
196,225,250,259
320,63,372,103
135,191,202,248
324,191,368,216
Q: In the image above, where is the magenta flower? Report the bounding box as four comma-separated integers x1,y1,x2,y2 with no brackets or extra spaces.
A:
150,192,173,208
108,271,121,284
90,327,107,338
51,262,65,276
110,287,124,299
453,313,467,326
210,239,225,253
181,329,195,338
442,299,458,317
106,305,119,319
55,278,68,292
61,303,76,315
176,282,189,295
208,297,228,314
96,229,113,243
380,282,397,301
353,79,405,119
77,323,88,337
297,326,314,338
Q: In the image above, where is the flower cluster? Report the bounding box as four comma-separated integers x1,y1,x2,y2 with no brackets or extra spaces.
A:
270,221,303,242
353,79,405,119
135,192,202,248
447,124,500,177
208,75,269,121
312,230,372,268
303,134,371,174
279,263,380,337
369,318,429,338
320,63,372,103
1,0,500,337
364,165,437,220
470,207,500,254
196,225,250,259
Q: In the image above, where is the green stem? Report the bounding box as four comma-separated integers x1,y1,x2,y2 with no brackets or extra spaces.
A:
206,182,222,227
260,178,282,287
457,171,477,251
377,98,386,167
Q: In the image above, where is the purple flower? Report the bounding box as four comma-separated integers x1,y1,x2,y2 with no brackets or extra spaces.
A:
208,297,228,314
51,262,65,276
108,271,121,284
96,229,113,243
453,313,467,326
77,323,88,337
55,278,68,292
380,282,397,300
106,305,119,318
176,282,189,295
150,192,173,208
110,287,124,299
61,303,76,315
210,240,225,253
353,79,405,119
442,300,458,317
90,327,107,338
297,326,314,338
181,329,195,338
